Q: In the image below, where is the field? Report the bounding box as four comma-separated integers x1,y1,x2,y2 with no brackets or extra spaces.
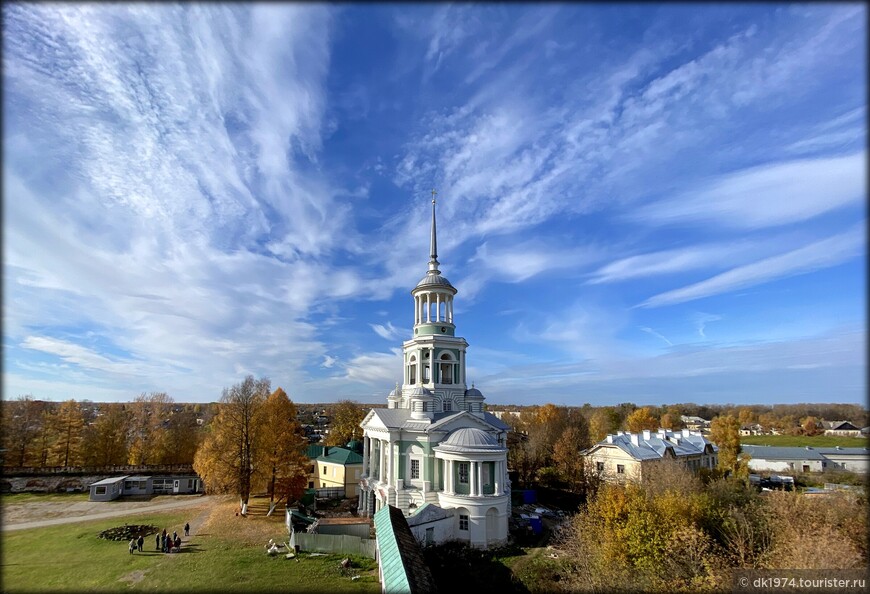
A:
740,435,868,448
1,496,379,593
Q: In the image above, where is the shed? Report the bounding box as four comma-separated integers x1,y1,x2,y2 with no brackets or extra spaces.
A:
123,476,152,496
310,517,372,539
89,476,128,502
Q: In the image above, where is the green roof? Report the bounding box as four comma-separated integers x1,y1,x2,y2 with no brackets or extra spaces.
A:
373,505,436,594
306,444,325,460
316,447,363,466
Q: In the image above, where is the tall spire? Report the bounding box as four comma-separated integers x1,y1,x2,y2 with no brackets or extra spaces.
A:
428,188,440,274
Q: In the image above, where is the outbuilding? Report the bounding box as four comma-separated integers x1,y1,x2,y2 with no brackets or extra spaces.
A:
122,476,152,496
89,476,128,502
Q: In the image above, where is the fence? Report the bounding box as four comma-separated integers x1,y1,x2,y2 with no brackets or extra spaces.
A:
3,464,195,476
295,533,376,558
315,487,345,499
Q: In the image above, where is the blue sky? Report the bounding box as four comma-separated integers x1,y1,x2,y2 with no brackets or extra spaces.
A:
3,4,866,406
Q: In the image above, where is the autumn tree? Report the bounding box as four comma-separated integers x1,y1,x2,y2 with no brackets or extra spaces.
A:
193,375,270,513
326,400,365,446
162,404,203,465
552,419,593,494
255,387,309,513
82,403,129,466
800,416,821,436
709,415,744,476
588,407,621,442
626,406,659,433
737,407,757,427
1,396,45,467
127,392,173,465
49,399,85,467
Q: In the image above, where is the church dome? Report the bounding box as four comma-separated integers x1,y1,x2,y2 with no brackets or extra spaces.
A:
414,272,456,292
465,387,484,400
406,386,434,399
436,427,505,452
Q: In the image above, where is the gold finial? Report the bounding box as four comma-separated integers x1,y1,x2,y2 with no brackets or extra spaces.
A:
431,188,437,204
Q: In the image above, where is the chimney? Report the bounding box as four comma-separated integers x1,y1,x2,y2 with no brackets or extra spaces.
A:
323,446,329,457
606,435,613,443
642,430,651,441
630,433,640,446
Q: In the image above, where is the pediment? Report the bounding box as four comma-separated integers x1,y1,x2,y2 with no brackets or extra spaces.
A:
428,411,500,435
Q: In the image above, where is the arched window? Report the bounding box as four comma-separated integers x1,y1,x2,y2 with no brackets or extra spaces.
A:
443,398,452,412
439,353,455,384
408,355,417,385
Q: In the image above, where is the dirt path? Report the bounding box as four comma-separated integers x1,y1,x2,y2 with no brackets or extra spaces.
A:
2,495,214,532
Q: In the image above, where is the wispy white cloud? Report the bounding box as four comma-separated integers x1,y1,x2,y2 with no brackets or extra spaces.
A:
638,225,865,308
639,327,673,347
632,152,866,229
691,313,722,338
370,322,404,341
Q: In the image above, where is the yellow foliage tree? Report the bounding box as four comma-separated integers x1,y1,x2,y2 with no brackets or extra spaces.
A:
710,415,744,476
626,407,659,433
49,399,84,467
326,400,365,446
127,392,173,465
193,375,270,511
256,387,309,508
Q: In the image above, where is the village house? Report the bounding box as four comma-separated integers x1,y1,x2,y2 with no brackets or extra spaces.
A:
742,445,869,474
824,421,863,437
583,428,718,482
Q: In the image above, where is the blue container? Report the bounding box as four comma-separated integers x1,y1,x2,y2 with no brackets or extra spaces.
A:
523,489,537,504
529,516,543,535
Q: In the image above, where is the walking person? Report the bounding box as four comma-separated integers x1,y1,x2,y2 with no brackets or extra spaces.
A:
167,537,173,554
174,535,181,551
137,535,144,552
161,533,167,553
155,533,160,551
129,538,136,555
184,522,190,537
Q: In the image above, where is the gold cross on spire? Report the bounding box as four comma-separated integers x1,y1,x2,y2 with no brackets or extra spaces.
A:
431,188,437,204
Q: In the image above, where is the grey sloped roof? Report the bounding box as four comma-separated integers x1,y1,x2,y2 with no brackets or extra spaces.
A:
742,445,826,461
368,408,412,429
815,447,870,456
407,503,454,527
593,429,716,461
483,411,510,430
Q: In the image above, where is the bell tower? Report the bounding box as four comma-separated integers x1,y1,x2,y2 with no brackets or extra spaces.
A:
401,190,469,414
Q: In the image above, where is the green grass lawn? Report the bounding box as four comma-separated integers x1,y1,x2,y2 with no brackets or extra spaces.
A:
1,492,90,504
1,509,379,593
740,435,868,448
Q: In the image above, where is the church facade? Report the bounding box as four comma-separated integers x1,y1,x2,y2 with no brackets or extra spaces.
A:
358,195,511,548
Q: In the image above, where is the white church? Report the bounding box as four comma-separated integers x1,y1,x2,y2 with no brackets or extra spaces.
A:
357,193,511,548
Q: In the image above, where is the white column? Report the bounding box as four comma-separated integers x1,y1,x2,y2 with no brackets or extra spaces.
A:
388,439,394,488
362,437,370,476
426,294,430,322
477,462,483,495
470,461,477,496
494,460,500,494
460,351,466,384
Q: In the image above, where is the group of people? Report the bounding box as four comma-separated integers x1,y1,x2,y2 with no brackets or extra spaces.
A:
128,522,190,555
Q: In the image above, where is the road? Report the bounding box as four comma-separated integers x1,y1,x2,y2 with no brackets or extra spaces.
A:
2,495,214,532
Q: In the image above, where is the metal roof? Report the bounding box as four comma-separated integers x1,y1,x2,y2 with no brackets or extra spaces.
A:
742,445,826,461
317,447,364,465
435,427,505,453
374,505,437,594
89,476,129,486
590,429,716,461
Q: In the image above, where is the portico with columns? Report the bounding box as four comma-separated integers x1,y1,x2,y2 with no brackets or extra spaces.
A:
357,191,511,548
